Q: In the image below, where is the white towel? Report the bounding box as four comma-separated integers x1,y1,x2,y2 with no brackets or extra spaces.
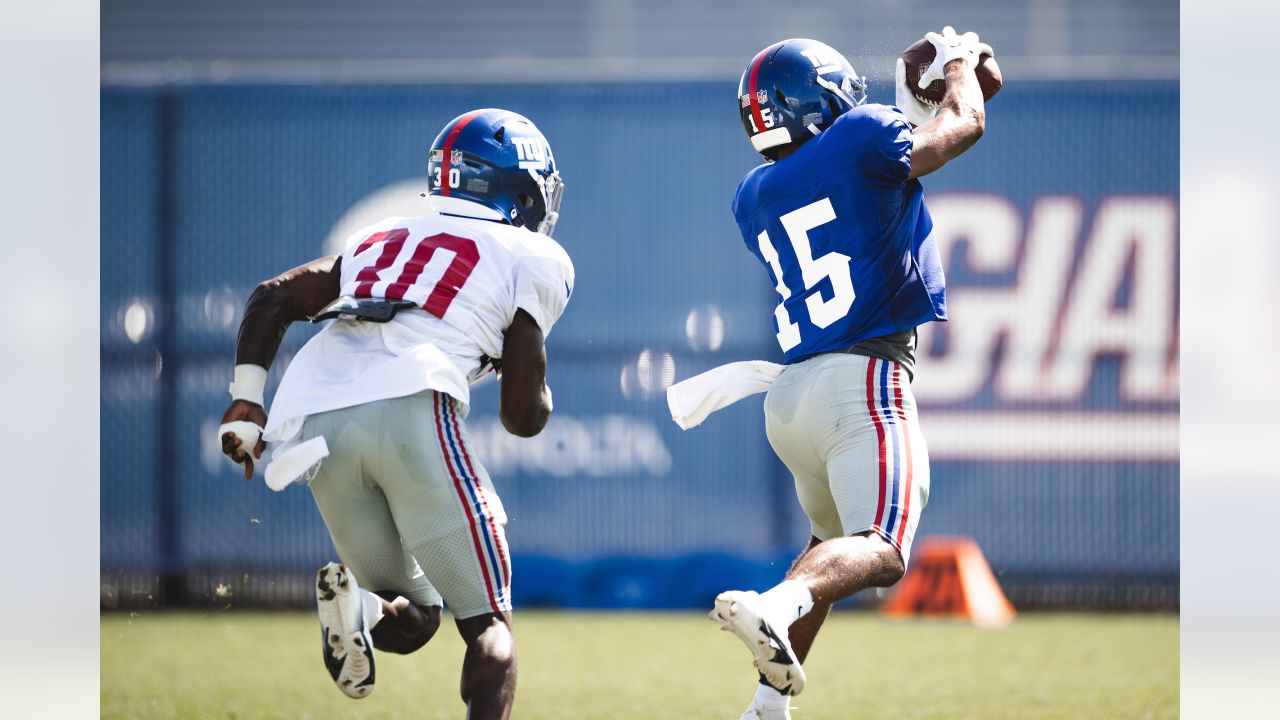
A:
665,360,786,430
263,436,330,492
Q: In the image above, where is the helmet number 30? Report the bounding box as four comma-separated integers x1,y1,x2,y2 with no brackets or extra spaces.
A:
756,197,855,352
433,166,461,190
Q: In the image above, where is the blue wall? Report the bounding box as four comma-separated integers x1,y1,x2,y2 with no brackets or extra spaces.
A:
101,80,1178,608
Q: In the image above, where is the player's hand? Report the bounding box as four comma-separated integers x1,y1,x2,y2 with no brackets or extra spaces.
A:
895,58,938,127
219,400,268,480
919,26,993,89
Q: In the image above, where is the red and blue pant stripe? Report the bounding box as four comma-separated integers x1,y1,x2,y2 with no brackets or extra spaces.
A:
864,358,915,552
433,392,511,614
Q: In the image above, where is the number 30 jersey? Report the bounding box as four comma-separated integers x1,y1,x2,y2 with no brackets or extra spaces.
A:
263,195,574,445
732,103,946,364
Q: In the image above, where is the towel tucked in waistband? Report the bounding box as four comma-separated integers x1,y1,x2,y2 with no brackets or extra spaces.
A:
665,360,786,430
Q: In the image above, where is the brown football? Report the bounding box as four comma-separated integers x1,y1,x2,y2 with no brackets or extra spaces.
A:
901,37,1002,107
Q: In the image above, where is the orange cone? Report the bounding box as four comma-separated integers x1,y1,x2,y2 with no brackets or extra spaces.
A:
880,536,1015,628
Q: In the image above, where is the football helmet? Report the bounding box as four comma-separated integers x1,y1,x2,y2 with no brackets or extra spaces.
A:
737,39,868,160
427,108,564,237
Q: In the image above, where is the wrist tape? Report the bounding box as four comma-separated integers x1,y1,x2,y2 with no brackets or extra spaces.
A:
229,364,268,406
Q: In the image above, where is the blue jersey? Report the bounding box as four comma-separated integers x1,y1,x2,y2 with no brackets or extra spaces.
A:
732,104,946,363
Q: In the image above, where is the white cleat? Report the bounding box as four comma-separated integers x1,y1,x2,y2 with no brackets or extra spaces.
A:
740,699,793,720
316,562,376,699
710,590,806,696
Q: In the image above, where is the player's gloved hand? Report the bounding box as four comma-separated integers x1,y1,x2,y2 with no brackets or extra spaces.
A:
219,400,268,480
918,26,994,89
895,57,937,127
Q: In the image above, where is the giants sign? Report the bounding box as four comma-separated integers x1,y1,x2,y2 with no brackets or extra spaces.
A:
915,194,1178,461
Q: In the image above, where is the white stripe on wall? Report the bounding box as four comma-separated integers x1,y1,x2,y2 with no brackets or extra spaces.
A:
921,411,1178,461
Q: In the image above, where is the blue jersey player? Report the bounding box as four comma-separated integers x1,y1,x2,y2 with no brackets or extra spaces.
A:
707,31,992,719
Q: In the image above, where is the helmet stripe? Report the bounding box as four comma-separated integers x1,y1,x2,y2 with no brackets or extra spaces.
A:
746,44,776,138
439,110,485,198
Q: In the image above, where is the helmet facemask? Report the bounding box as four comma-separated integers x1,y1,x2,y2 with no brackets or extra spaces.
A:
536,171,564,237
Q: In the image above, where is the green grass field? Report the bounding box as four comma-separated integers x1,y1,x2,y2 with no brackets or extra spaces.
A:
102,611,1177,719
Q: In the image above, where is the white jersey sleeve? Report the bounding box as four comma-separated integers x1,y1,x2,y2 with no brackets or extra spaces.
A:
513,242,574,335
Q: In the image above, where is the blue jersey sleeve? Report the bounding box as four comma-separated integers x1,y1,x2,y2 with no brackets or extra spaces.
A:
856,105,913,186
824,104,912,187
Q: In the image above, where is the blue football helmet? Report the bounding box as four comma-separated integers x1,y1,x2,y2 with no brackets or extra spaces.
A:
427,108,565,236
737,39,868,160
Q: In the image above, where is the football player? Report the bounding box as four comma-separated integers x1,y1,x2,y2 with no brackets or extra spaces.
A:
706,31,991,718
217,108,572,719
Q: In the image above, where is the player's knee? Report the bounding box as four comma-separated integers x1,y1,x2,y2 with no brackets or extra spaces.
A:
855,531,906,586
458,617,517,702
398,605,443,653
470,621,516,667
874,542,907,586
879,554,906,586
371,602,442,655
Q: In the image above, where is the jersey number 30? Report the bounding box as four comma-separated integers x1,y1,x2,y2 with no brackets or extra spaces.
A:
757,198,855,352
349,229,480,318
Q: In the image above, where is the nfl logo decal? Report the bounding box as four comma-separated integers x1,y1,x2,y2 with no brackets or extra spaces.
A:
756,89,768,104
450,149,463,165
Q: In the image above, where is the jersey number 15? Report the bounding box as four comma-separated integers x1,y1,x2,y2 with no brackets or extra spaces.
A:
757,197,856,352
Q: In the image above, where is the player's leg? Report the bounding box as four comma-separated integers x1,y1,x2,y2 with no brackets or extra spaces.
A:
816,357,930,595
303,404,447,697
455,611,517,719
733,530,903,715
726,536,820,720
711,363,838,702
368,589,442,654
749,357,931,679
775,531,904,642
775,535,826,663
376,391,517,718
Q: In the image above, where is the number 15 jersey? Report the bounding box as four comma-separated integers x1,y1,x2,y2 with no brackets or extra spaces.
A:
263,195,574,445
732,104,946,364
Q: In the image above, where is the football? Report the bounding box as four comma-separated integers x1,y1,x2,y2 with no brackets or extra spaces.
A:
901,37,1002,107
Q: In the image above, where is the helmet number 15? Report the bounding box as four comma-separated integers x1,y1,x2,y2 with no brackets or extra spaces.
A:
746,106,775,133
756,197,855,352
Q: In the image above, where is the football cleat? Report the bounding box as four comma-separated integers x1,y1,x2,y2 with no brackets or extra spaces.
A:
316,562,376,699
741,699,793,720
711,590,806,696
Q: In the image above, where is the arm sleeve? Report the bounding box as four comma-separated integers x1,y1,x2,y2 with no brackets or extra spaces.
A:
855,105,913,186
512,251,575,336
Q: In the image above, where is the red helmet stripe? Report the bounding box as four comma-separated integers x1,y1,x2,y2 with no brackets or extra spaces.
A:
439,110,485,198
747,43,780,136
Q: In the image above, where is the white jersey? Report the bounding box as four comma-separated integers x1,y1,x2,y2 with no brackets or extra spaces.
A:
263,196,574,445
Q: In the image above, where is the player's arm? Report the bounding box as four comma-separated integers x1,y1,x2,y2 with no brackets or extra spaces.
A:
907,32,988,180
498,309,553,438
219,255,342,478
235,256,342,368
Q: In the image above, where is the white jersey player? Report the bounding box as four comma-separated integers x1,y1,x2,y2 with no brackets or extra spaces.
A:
217,109,571,720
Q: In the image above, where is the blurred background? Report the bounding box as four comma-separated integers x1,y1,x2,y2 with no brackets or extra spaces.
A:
100,0,1178,615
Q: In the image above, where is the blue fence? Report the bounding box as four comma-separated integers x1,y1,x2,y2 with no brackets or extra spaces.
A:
101,79,1178,609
